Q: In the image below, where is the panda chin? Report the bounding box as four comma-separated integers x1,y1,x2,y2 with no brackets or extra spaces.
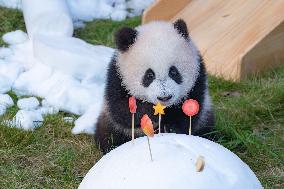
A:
157,101,173,107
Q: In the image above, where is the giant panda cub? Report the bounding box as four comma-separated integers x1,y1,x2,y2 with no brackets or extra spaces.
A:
95,19,215,153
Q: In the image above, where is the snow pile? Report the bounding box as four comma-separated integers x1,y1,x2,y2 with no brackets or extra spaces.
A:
0,0,154,22
0,33,112,132
17,97,39,110
79,134,263,189
0,0,154,133
4,97,59,130
0,28,112,132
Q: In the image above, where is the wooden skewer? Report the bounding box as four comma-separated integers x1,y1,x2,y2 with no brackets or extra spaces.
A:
147,136,153,161
132,113,135,142
189,116,192,135
158,114,161,134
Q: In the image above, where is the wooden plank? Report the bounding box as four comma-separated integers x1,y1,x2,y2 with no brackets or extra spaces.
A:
142,0,191,24
143,0,284,81
172,0,284,80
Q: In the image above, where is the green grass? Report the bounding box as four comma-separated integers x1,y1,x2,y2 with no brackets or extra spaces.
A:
0,7,283,189
0,8,25,46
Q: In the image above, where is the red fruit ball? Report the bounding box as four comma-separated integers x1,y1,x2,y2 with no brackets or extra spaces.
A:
182,99,199,117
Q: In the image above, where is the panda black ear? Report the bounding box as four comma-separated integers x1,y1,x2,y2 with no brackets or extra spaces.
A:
173,19,189,39
115,27,138,52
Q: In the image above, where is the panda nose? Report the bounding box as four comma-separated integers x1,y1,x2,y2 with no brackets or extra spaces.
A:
157,95,172,102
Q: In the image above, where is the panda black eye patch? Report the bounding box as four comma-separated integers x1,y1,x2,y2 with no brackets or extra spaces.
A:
142,68,155,87
169,66,182,84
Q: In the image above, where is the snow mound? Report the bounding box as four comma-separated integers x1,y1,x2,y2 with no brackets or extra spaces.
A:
79,134,263,189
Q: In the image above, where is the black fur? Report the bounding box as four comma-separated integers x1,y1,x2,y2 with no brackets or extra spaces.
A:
173,19,189,39
142,68,155,87
115,27,137,52
169,66,183,84
95,54,215,154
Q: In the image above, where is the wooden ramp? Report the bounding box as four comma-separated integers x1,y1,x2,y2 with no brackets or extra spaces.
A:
143,0,284,81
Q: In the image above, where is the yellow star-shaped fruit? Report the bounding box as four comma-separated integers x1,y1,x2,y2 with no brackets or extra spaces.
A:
153,102,166,115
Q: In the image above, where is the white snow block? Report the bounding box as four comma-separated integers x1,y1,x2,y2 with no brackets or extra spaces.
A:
110,9,127,21
0,93,13,116
33,35,114,80
2,30,28,45
79,134,263,189
0,62,24,93
22,0,73,37
10,110,43,130
126,0,155,16
0,104,6,116
63,117,74,123
17,97,40,110
0,94,14,107
0,0,22,9
0,75,13,94
67,0,113,21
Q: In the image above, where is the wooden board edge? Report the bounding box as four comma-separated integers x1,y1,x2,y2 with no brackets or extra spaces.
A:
142,0,191,24
241,21,284,80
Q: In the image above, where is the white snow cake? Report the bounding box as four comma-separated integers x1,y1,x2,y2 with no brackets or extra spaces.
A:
79,134,263,189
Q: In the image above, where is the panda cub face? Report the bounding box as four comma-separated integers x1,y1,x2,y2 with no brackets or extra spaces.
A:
115,19,200,106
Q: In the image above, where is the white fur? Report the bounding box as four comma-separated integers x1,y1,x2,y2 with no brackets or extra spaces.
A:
117,21,200,106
